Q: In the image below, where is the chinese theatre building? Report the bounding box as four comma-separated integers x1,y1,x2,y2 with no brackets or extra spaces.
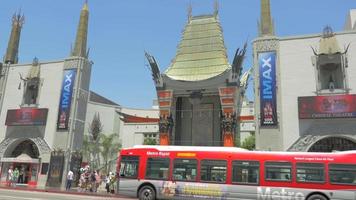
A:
254,0,356,151
0,3,91,188
145,4,250,146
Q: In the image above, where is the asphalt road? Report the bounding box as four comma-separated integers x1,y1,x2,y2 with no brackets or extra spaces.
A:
0,188,137,200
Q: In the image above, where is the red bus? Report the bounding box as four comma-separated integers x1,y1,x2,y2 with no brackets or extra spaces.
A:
117,145,356,200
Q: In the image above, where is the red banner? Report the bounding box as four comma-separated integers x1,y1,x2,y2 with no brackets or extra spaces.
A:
298,95,356,119
5,108,48,126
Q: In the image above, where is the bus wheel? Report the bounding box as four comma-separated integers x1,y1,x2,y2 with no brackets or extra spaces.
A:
139,185,156,200
307,194,328,200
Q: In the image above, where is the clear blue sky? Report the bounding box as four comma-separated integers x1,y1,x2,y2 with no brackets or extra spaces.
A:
0,0,355,108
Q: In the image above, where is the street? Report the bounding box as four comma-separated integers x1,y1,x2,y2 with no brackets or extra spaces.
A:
0,188,136,200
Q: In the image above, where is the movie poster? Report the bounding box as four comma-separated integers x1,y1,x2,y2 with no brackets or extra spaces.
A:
259,52,278,126
298,95,356,119
5,108,48,126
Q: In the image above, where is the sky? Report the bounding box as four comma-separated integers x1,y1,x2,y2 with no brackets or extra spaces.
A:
0,0,355,109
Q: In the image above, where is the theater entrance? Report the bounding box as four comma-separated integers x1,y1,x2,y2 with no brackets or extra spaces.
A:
308,137,356,152
0,139,40,186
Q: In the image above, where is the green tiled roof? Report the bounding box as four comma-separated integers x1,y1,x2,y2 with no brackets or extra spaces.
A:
165,15,230,81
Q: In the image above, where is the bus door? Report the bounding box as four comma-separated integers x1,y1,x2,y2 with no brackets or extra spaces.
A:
118,156,140,196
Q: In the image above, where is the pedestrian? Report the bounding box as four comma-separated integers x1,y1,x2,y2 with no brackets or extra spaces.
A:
12,168,19,186
90,170,96,192
78,172,86,192
109,172,116,194
7,166,13,187
95,170,101,192
105,173,110,193
66,170,74,191
18,167,24,183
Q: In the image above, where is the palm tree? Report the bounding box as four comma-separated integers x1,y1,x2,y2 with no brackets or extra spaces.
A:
241,134,256,150
82,135,94,164
143,137,157,145
100,133,121,173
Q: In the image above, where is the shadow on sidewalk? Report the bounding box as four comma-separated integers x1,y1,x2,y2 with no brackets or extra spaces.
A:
0,183,128,198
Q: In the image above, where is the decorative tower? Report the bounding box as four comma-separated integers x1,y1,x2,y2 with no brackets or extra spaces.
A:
254,0,281,150
53,1,92,189
71,1,89,58
259,0,274,36
146,4,247,147
4,12,25,64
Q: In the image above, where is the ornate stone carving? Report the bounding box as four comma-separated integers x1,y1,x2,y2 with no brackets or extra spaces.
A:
159,114,174,134
31,137,52,154
254,38,279,52
288,135,320,152
0,138,16,155
221,112,237,133
64,60,77,69
0,137,52,157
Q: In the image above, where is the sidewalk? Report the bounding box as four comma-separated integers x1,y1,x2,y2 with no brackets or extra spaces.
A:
0,183,125,198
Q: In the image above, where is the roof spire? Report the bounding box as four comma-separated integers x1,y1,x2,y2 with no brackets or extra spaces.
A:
214,0,219,18
4,11,25,64
71,1,89,58
259,0,274,36
187,3,192,22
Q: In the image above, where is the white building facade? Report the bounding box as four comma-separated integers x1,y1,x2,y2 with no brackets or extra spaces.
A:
254,5,356,151
239,100,255,142
0,3,91,188
118,107,159,148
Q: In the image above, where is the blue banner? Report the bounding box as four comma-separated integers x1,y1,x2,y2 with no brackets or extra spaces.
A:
57,69,77,130
259,52,278,126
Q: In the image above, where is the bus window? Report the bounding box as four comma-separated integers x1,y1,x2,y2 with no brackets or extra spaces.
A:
296,163,325,183
265,162,292,182
173,159,197,181
201,160,227,183
329,164,356,185
119,156,139,178
232,160,259,185
145,158,170,180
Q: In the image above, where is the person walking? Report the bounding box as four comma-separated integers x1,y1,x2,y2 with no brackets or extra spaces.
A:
12,168,19,186
89,170,96,192
94,171,101,193
7,166,13,186
105,173,110,193
66,170,74,191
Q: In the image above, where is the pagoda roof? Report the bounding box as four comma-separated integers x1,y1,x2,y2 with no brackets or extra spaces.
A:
165,14,230,81
118,112,159,123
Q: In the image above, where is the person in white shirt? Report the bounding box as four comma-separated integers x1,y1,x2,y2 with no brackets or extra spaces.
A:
66,170,74,191
7,166,13,186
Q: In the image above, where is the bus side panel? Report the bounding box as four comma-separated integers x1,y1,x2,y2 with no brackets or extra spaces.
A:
155,181,355,200
118,179,142,197
226,184,260,200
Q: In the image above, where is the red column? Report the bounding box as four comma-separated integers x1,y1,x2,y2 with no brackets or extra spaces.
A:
223,132,234,147
219,87,238,147
157,90,173,146
159,133,170,145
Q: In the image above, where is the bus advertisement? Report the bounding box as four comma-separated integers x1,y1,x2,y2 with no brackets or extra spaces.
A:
116,145,356,200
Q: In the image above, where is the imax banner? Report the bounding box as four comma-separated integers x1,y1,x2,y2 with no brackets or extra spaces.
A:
259,52,278,126
57,69,77,130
